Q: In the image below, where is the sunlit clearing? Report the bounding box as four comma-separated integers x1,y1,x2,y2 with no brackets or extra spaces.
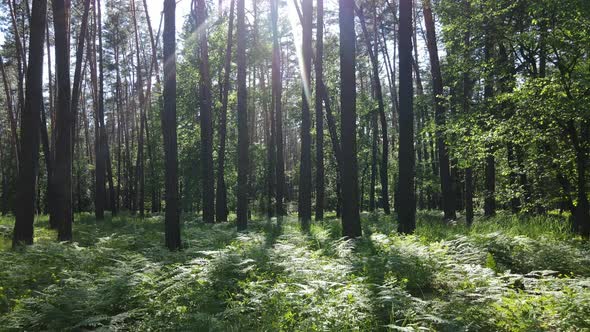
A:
286,0,313,109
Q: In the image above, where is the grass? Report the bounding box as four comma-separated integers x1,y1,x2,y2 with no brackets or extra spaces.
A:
0,211,589,331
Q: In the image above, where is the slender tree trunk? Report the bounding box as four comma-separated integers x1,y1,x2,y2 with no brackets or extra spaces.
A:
314,0,325,221
272,0,286,218
13,0,47,247
422,0,455,220
163,0,181,250
215,0,235,222
52,0,74,241
357,4,391,214
193,0,215,223
131,0,146,217
298,0,312,230
397,0,416,234
0,56,20,172
339,0,361,238
236,0,248,231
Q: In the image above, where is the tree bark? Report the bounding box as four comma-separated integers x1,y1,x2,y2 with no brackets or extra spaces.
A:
194,0,215,223
216,0,235,222
236,0,249,231
397,0,416,234
422,0,455,220
314,0,325,221
13,0,47,247
339,0,361,238
298,0,312,230
163,0,181,250
272,0,286,218
52,0,74,241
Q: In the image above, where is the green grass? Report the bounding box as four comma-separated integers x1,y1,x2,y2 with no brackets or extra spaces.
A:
0,211,589,331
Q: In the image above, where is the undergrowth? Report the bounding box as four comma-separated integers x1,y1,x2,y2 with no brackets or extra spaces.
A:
0,211,589,331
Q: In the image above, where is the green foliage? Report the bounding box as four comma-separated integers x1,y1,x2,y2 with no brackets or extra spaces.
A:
1,212,589,331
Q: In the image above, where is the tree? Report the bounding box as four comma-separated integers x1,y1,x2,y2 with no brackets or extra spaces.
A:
215,0,235,223
163,0,181,250
13,0,47,246
236,0,248,231
339,0,361,238
397,0,415,234
314,0,325,221
193,0,215,223
483,23,496,218
357,3,391,215
271,0,285,218
422,0,455,220
298,0,312,230
94,0,107,220
52,0,74,241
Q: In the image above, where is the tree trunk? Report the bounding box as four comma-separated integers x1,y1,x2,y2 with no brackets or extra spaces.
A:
194,0,215,223
163,0,181,250
272,0,286,218
422,0,455,220
216,0,235,222
13,0,47,247
483,27,496,217
314,0,325,221
52,0,74,241
131,0,146,217
397,0,416,234
357,4,391,215
298,0,312,230
339,0,361,238
236,0,249,231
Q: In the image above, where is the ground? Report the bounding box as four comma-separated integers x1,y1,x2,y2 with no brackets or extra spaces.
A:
0,211,589,331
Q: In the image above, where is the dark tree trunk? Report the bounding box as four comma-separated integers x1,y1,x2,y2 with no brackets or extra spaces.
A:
216,0,235,222
236,0,249,231
339,0,361,238
298,0,312,230
13,0,47,247
163,0,181,250
357,4,391,215
272,0,286,217
93,0,106,220
314,0,325,221
422,0,455,220
194,0,215,223
397,0,416,234
132,0,145,217
52,0,74,241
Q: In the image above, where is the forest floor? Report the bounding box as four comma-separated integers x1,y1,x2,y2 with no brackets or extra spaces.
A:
1,211,589,331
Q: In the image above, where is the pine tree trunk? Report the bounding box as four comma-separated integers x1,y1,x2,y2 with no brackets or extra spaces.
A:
272,0,286,218
216,0,235,222
236,0,249,231
163,0,181,250
298,0,312,230
195,0,215,223
314,0,325,221
53,0,74,241
13,0,47,247
397,0,416,234
423,0,455,220
339,0,361,238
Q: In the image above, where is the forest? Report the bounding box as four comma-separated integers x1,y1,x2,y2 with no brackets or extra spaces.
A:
1,0,590,330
